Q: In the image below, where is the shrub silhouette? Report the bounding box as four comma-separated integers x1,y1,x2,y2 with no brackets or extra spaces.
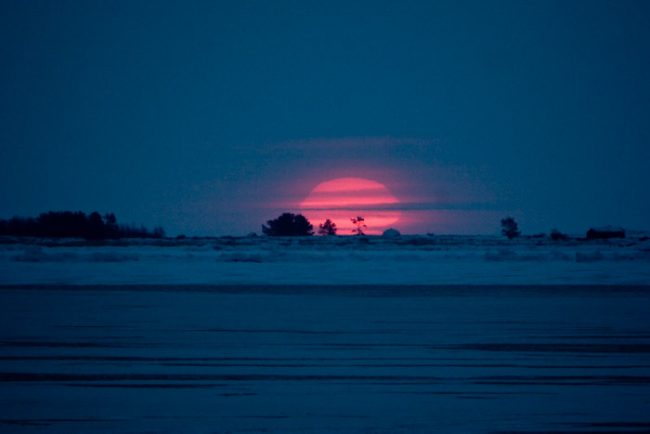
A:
550,228,569,241
0,211,165,239
501,216,520,239
586,226,625,240
318,219,337,236
262,213,314,236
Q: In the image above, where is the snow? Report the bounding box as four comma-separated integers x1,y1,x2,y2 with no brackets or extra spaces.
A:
381,228,401,238
1,234,650,285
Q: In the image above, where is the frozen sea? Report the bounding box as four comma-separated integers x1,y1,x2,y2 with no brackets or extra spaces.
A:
1,236,650,433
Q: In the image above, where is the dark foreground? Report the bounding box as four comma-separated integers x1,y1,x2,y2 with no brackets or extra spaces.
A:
1,285,650,433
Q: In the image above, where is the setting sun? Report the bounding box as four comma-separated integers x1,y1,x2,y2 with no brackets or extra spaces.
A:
300,177,401,235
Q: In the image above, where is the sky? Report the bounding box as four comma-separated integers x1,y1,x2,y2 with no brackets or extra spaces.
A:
1,0,649,236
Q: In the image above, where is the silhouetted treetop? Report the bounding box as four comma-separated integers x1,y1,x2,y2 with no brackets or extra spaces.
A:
351,216,367,236
0,211,165,239
501,216,520,239
318,219,337,236
262,213,314,236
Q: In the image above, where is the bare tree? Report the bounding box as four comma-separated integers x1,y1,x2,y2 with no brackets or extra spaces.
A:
351,216,367,236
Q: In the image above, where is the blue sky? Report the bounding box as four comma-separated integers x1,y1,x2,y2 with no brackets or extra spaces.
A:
1,0,649,235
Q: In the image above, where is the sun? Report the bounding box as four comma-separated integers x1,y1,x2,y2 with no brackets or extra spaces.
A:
299,177,401,235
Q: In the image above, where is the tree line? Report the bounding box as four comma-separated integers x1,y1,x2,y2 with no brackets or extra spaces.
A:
0,211,165,239
1,210,623,240
261,213,363,236
263,213,627,240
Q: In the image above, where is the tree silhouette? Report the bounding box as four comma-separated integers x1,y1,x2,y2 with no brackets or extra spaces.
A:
501,216,520,239
318,219,337,236
351,216,367,236
262,213,314,236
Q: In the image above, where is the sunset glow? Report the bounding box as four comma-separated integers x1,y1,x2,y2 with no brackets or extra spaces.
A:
300,177,401,235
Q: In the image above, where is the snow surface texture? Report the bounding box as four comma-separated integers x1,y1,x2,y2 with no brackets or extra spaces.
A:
1,235,649,285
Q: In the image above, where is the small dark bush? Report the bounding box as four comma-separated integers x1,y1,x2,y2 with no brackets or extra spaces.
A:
550,229,569,241
586,227,625,240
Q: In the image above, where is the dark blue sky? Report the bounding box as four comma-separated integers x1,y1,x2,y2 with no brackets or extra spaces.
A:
1,0,649,235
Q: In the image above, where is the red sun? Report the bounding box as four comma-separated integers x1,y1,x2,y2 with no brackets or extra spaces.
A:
299,177,401,235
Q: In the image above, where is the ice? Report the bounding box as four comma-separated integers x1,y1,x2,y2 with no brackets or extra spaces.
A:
0,285,649,433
